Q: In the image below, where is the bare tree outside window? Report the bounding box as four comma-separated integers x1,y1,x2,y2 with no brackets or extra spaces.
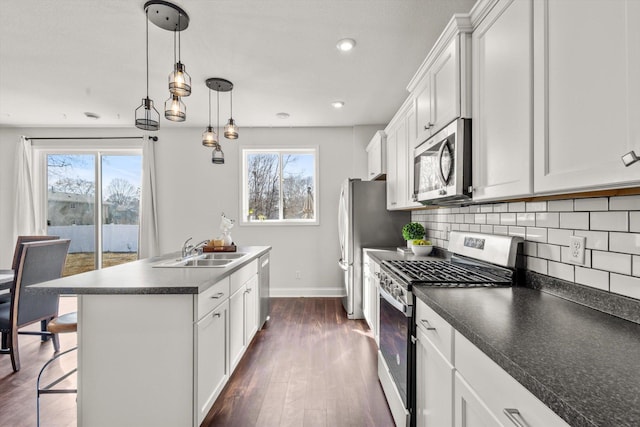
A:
244,149,317,223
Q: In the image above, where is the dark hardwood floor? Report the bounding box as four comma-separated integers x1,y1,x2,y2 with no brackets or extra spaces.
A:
203,297,394,427
0,297,393,427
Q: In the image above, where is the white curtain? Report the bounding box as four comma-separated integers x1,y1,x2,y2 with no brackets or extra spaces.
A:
139,135,159,258
13,136,43,240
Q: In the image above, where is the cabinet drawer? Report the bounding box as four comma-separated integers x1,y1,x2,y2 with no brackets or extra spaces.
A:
230,259,258,295
455,331,569,427
198,277,230,320
415,298,454,362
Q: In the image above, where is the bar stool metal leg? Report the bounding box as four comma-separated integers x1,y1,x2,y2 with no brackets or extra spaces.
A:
36,346,78,427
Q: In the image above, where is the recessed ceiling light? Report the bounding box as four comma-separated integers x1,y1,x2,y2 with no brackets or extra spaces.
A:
84,112,100,119
331,101,345,109
336,38,356,52
276,112,290,119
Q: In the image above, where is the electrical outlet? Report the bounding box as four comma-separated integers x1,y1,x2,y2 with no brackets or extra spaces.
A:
295,271,301,280
568,235,586,265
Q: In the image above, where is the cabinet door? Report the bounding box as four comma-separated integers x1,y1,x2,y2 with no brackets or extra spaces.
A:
196,300,229,425
454,373,501,427
396,115,410,208
229,285,245,371
431,39,459,134
362,253,372,328
472,0,533,201
386,127,399,209
244,274,259,343
366,132,385,180
415,325,454,427
533,0,640,193
415,80,433,144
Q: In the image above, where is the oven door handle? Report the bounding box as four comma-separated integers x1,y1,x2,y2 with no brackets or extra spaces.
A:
379,286,412,317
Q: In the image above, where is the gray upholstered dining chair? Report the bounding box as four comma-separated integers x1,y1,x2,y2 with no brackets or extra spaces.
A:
0,239,70,372
0,235,60,305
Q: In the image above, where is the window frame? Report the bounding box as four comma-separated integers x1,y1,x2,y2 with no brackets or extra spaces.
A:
240,146,319,226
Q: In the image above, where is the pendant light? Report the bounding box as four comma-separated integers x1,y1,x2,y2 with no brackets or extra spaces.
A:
212,89,224,164
135,9,160,131
205,78,233,164
168,22,191,97
224,90,239,139
164,94,186,121
202,84,217,147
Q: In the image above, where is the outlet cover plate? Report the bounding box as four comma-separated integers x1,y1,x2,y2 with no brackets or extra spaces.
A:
568,235,586,265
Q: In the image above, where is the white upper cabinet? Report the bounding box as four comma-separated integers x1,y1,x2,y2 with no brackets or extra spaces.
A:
366,131,387,181
409,16,472,147
533,0,640,194
471,0,534,202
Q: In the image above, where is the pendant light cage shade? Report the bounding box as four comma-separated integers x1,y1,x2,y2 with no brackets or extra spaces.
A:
224,118,239,139
169,62,191,96
135,98,160,131
202,126,217,147
212,144,225,164
165,94,186,122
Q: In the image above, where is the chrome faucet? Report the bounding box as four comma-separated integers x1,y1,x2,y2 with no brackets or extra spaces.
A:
181,237,210,258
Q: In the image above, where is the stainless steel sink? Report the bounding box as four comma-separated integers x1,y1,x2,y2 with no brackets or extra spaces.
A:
153,252,248,268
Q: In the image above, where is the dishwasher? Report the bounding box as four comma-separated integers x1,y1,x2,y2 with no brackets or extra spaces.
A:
258,253,270,329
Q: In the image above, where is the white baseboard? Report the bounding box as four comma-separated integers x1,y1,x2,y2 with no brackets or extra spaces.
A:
270,287,346,297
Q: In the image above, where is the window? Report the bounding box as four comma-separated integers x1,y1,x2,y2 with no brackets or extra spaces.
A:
40,149,142,276
242,148,318,224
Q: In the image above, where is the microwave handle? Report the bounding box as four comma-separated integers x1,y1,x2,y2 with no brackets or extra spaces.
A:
436,139,449,186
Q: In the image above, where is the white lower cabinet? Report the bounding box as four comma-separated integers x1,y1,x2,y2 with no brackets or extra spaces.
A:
414,299,569,427
415,323,455,427
362,250,381,345
244,274,259,343
229,285,246,371
229,260,259,371
455,332,569,427
196,299,229,425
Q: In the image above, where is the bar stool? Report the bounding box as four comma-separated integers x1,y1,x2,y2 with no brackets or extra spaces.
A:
36,311,78,427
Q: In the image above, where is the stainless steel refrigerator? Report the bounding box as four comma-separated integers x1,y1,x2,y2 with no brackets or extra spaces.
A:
338,178,410,319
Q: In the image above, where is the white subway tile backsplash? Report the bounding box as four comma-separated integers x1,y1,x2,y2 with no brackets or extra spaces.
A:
574,197,608,211
573,230,609,251
469,224,481,232
465,214,475,223
548,200,574,212
548,228,572,246
524,242,537,257
494,225,508,235
517,213,536,226
526,201,547,212
469,205,481,213
451,223,460,231
549,261,574,282
610,232,640,255
487,213,500,225
610,273,640,299
456,214,465,223
630,212,640,233
592,251,632,275
526,227,548,243
493,203,509,213
609,195,640,211
501,213,517,226
560,212,589,230
480,205,493,213
480,224,493,234
475,214,487,224
590,211,628,232
634,255,640,277
527,257,548,275
536,212,560,228
459,223,470,231
459,206,470,213
508,226,526,238
537,243,561,261
508,202,526,212
575,267,609,291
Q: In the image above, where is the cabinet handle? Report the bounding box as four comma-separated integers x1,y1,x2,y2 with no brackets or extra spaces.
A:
503,409,530,427
370,172,375,176
424,122,433,130
210,292,224,299
245,288,252,294
420,319,436,331
212,312,221,318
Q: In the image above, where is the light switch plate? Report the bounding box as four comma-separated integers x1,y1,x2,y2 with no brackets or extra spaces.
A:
568,235,586,265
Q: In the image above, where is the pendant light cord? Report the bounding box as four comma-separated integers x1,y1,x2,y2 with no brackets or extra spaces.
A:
173,30,177,65
216,89,220,136
208,89,212,127
177,13,181,62
230,91,233,118
146,10,150,98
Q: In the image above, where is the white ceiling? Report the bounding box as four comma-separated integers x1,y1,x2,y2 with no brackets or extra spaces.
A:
0,0,476,129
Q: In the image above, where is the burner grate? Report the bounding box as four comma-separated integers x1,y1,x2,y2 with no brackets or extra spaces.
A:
382,260,512,286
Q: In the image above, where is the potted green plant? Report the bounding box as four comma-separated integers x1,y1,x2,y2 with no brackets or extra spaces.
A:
402,222,425,247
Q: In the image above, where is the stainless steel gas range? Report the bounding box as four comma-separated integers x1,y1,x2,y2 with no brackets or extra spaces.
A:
377,231,523,427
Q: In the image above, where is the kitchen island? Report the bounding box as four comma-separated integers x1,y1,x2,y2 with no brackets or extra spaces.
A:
32,246,271,427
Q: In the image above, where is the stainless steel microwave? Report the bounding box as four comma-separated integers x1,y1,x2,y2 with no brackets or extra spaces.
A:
413,118,472,205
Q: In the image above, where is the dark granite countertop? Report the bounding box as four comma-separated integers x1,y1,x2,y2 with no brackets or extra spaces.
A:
366,248,640,426
412,286,640,427
30,246,271,295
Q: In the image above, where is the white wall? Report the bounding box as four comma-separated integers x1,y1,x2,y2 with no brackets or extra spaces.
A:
0,124,382,296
